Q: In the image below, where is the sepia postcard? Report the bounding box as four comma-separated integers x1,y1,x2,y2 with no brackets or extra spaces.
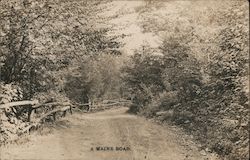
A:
0,0,249,160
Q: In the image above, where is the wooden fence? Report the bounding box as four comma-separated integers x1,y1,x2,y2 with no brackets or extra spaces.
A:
0,99,131,134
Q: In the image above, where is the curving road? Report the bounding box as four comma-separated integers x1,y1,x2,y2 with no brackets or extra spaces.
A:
1,107,219,160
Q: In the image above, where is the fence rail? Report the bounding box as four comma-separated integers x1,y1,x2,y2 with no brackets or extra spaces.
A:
0,100,39,109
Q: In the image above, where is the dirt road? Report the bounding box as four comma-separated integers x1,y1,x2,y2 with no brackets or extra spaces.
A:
1,107,219,160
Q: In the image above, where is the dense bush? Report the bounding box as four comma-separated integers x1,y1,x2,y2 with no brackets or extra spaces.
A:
0,0,124,143
122,45,165,113
124,1,249,159
0,83,26,143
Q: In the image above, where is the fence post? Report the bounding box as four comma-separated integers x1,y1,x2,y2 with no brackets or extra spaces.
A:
52,105,56,121
89,101,93,112
52,112,56,121
62,110,67,117
69,106,72,114
27,106,33,122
